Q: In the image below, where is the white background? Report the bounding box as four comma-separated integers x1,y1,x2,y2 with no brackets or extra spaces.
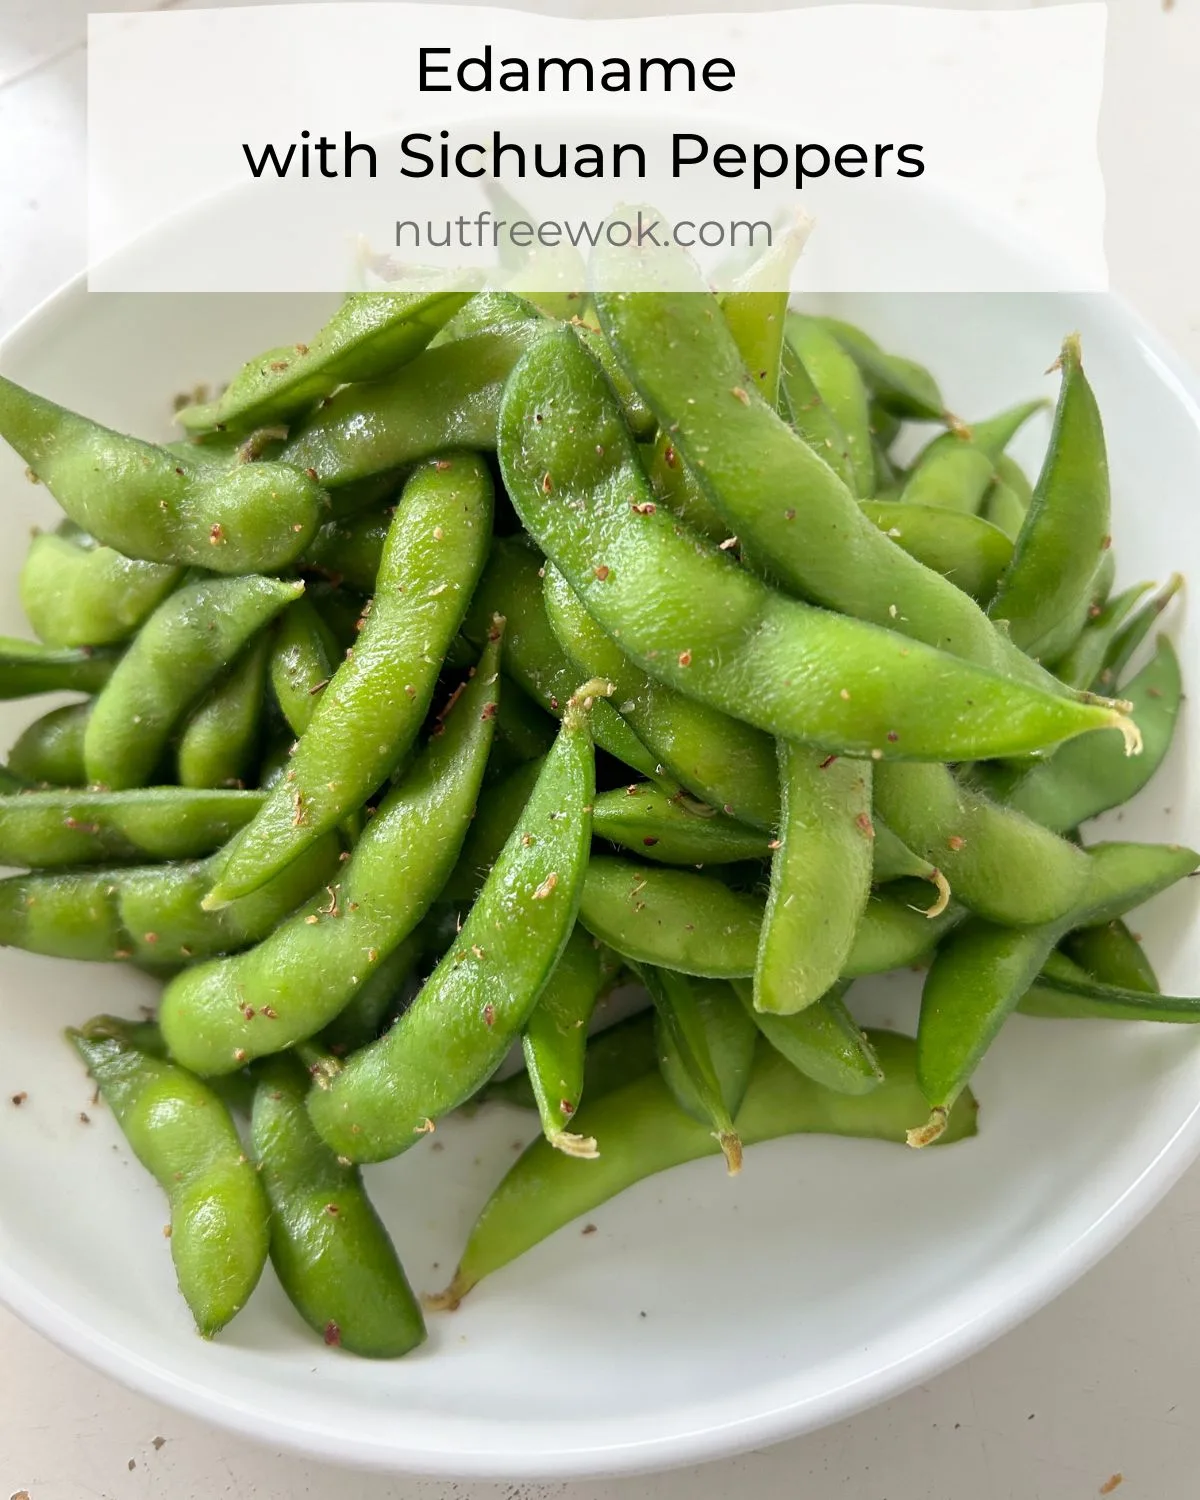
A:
3,1,1200,1496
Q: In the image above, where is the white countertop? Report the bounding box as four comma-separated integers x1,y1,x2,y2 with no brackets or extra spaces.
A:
3,2,1200,1495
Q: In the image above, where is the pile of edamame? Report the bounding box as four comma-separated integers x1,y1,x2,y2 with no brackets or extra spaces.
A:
0,256,1192,1356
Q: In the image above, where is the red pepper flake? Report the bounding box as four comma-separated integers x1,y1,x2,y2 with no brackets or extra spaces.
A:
143,932,159,945
767,838,782,850
855,812,876,839
631,500,657,514
1100,534,1113,550
242,1005,256,1021
269,359,290,372
560,1099,575,1116
482,1003,496,1028
435,458,453,472
208,523,224,545
533,872,559,900
678,650,693,668
582,1223,597,1235
887,730,899,742
234,1048,248,1063
642,836,659,847
305,467,319,482
663,444,678,468
541,472,554,494
1098,1477,1123,1496
784,508,796,521
594,564,611,581
262,1006,278,1020
480,700,498,721
947,835,966,852
818,754,837,769
162,1224,172,1238
325,1203,341,1216
323,1321,342,1347
731,386,751,405
10,1092,27,1106
79,1111,90,1124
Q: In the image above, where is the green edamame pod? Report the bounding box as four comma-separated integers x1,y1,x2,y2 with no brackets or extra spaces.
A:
777,341,857,492
0,375,324,573
869,401,902,453
720,219,810,408
160,633,502,1076
179,290,471,436
577,857,963,980
989,338,1110,655
308,679,603,1162
500,326,1134,761
817,319,946,421
914,839,1200,1135
249,1055,426,1358
592,783,771,866
84,574,301,790
433,1031,977,1306
520,928,610,1157
0,835,339,966
731,977,883,1096
1062,919,1159,993
0,786,264,867
994,452,1033,506
268,596,340,738
1051,581,1153,691
437,755,543,909
7,700,90,785
898,400,1044,514
597,277,1053,691
280,293,544,487
1017,954,1198,1023
859,502,1013,604
572,323,656,440
177,633,270,789
0,638,120,699
872,760,1091,926
485,1008,658,1112
491,678,557,770
872,820,947,896
1094,573,1183,693
981,480,1026,541
543,563,778,828
783,313,875,496
756,747,874,1014
206,453,492,907
462,535,664,783
643,966,750,1172
68,1016,269,1337
21,523,181,648
999,636,1181,833
302,510,390,593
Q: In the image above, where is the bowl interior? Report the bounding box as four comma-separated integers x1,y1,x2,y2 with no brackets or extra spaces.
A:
0,273,1198,1478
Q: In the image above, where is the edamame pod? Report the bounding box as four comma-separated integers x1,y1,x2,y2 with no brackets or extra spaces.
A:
0,786,264,867
485,1008,658,1112
914,839,1200,1135
1061,919,1159,994
499,327,1134,761
84,574,301,790
783,313,875,496
249,1056,426,1357
433,1031,977,1306
898,400,1044,514
179,289,470,435
7,701,90,785
20,523,181,647
756,746,874,1013
777,340,857,492
731,977,883,1095
0,834,338,965
592,783,772,865
872,759,1091,926
268,596,340,737
1017,954,1199,1023
577,857,963,980
68,1016,269,1337
817,319,945,420
521,929,611,1157
859,502,1013,604
644,966,749,1172
160,633,501,1075
0,638,120,699
206,453,492,906
0,375,325,573
302,509,390,593
177,633,270,789
989,338,1110,655
308,679,603,1162
280,294,544,487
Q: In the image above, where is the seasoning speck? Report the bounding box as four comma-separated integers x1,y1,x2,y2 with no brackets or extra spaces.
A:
10,1092,27,1107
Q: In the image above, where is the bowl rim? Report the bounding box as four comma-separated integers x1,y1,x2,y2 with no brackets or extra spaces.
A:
1,268,1199,1481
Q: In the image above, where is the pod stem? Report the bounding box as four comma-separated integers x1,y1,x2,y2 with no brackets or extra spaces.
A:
716,1129,744,1176
906,1107,948,1149
923,868,952,919
423,1271,471,1313
563,676,614,731
548,1129,600,1160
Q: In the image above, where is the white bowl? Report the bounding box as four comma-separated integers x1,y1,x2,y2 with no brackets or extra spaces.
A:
0,264,1198,1480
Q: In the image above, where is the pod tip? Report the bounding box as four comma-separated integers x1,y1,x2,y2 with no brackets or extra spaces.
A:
422,1272,470,1313
548,1130,600,1159
906,1107,948,1149
924,868,951,919
717,1130,744,1175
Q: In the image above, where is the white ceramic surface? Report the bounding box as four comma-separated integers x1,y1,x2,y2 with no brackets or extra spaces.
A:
0,261,1197,1480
